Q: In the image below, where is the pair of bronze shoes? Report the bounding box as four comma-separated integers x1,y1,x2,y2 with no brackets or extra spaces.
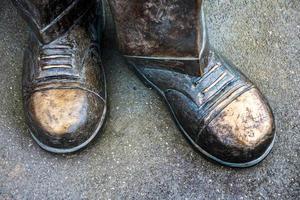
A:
15,0,275,167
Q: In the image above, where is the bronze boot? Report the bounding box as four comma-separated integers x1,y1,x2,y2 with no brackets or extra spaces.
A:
108,0,275,167
12,0,107,153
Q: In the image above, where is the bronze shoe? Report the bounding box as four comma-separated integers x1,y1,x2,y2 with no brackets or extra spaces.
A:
13,0,107,153
109,0,275,167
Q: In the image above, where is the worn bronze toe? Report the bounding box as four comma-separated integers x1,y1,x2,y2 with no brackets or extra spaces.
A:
199,88,275,166
25,88,106,153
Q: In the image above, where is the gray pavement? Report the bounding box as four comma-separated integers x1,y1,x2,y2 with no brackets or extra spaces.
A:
0,0,299,199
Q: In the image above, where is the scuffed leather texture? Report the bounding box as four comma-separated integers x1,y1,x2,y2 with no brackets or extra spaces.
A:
14,0,107,152
127,52,275,164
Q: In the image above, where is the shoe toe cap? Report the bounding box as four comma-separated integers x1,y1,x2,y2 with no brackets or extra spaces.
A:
202,88,275,164
25,89,106,152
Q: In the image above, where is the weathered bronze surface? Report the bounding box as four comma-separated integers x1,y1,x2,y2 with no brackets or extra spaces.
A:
109,0,207,75
12,0,107,153
109,0,202,58
109,0,275,167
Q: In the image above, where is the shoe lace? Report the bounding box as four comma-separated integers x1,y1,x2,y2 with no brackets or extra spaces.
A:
192,63,222,86
39,43,74,71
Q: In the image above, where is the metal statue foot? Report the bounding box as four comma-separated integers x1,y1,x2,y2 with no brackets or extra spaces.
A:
13,0,107,153
108,0,275,167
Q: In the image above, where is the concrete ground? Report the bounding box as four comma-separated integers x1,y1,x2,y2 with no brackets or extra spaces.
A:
0,0,299,199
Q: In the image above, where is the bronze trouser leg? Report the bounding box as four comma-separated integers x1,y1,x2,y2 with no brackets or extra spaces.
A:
108,0,206,75
11,0,98,43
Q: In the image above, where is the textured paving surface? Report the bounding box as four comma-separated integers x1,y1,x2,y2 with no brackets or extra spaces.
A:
0,0,299,199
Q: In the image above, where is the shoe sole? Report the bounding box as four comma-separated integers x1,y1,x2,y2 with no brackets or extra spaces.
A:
129,63,275,168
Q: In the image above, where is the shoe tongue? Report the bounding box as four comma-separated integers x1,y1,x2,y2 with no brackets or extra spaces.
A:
19,0,98,44
33,0,75,25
